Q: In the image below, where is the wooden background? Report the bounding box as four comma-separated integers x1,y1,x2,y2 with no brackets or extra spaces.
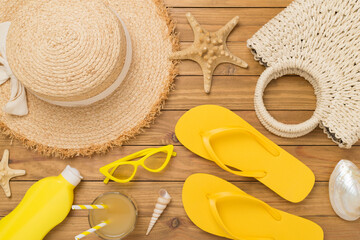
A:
1,0,360,239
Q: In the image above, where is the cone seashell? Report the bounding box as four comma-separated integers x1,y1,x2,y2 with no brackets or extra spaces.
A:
329,160,360,221
146,189,172,235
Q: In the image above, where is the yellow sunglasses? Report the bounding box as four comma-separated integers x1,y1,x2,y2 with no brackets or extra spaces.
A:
99,145,176,183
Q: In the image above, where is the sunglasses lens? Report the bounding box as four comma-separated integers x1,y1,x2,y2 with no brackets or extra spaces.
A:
109,164,135,181
143,151,169,170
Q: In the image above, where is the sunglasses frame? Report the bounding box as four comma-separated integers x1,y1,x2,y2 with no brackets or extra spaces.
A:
99,145,176,183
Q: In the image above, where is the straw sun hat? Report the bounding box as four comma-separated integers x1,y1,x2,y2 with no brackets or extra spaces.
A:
0,0,178,157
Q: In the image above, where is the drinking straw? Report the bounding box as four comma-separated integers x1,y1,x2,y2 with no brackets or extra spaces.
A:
75,221,109,240
72,205,108,210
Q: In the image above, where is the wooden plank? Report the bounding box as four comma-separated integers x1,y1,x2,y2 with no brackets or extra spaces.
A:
0,110,353,147
44,215,360,240
177,42,266,76
0,2,354,240
1,182,359,240
5,146,358,182
0,182,340,217
164,0,291,8
125,110,354,146
170,8,283,42
167,75,316,110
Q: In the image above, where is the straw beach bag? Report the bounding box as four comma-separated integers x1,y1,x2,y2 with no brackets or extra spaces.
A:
248,0,360,148
0,0,178,158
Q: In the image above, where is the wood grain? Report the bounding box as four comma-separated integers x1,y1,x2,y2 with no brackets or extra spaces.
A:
0,1,357,240
0,110,350,147
4,145,358,182
1,182,359,240
164,0,292,8
170,8,283,42
0,110,354,149
167,75,316,110
0,182,332,217
44,215,360,240
123,110,356,146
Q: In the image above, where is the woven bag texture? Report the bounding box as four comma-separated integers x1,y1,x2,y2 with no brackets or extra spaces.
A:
248,0,360,148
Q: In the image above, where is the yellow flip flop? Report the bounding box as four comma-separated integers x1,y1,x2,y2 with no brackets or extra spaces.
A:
175,105,315,203
183,173,323,240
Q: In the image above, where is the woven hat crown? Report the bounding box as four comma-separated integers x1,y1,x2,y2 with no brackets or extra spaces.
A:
6,0,128,103
248,0,360,148
0,0,176,158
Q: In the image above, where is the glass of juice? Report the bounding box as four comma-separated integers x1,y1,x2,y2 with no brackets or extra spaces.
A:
88,192,138,240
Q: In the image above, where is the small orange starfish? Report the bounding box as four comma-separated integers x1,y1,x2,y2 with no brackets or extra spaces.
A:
0,149,25,197
170,12,248,93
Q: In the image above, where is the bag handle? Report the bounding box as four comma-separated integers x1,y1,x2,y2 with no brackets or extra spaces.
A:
254,61,321,138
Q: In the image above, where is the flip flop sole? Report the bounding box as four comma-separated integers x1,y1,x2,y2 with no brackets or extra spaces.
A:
176,105,315,203
183,173,324,240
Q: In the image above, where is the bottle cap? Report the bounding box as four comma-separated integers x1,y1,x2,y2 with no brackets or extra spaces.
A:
61,165,83,187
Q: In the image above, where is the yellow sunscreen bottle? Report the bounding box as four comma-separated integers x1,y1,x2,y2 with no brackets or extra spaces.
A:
0,165,83,240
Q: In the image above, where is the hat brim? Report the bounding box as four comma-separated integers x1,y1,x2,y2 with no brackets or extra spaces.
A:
0,0,179,158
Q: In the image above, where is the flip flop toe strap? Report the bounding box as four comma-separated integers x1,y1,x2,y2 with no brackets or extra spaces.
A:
207,192,281,240
201,127,279,178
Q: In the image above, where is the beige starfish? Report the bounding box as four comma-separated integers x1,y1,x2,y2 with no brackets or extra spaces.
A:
0,149,25,197
170,12,248,93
